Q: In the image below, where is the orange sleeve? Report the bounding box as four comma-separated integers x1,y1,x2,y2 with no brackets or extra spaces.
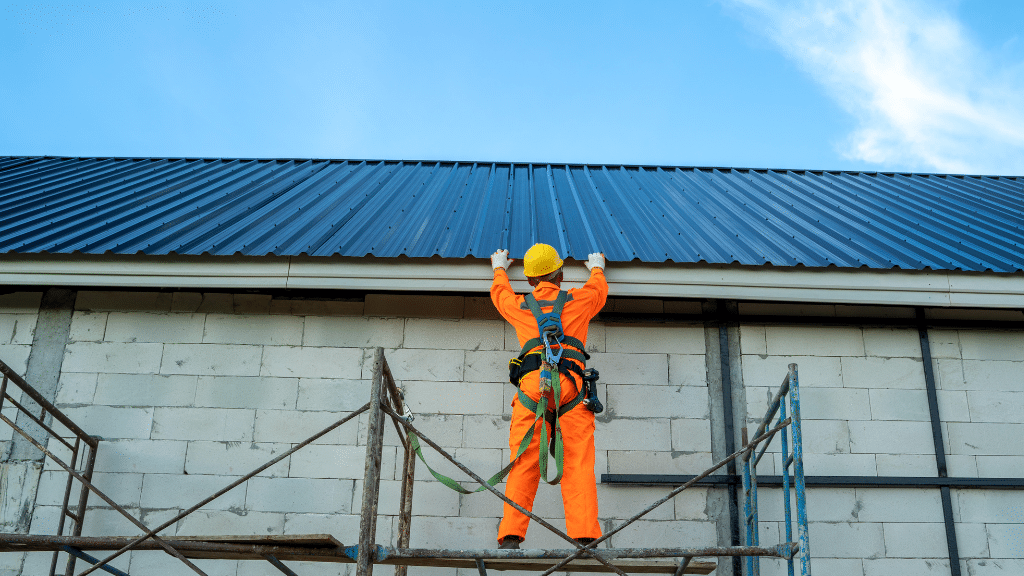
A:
490,268,520,323
569,268,608,318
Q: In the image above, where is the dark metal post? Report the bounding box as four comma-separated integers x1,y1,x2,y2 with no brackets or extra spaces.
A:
51,436,81,576
917,308,961,576
718,317,742,576
67,440,98,576
395,441,416,576
358,348,387,576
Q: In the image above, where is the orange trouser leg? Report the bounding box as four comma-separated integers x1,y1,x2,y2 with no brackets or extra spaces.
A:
498,376,601,542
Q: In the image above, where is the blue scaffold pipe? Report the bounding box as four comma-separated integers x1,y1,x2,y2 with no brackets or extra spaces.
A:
780,395,795,576
788,364,812,576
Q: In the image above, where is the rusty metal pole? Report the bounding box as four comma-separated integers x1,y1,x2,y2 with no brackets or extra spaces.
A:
66,440,98,576
357,348,387,576
395,436,416,576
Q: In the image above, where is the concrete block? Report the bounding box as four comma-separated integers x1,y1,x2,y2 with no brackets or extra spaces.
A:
742,355,843,389
383,348,464,381
868,388,929,421
967,559,1024,574
364,293,465,318
606,450,711,475
863,328,921,358
855,487,944,522
810,521,885,558
799,419,851,454
463,415,508,449
605,325,705,355
151,407,254,441
800,387,871,420
608,519,717,548
959,330,1024,361
195,293,234,314
849,420,935,455
464,350,514,383
668,354,708,387
253,410,358,444
594,485,676,520
203,313,303,345
599,418,671,451
127,551,234,576
863,558,950,576
302,315,403,348
956,490,1024,523
937,390,970,422
56,405,154,439
93,373,198,407
987,523,1024,558
404,380,504,416
93,439,187,474
269,298,364,316
194,376,297,410
80,507,149,537
584,321,605,353
0,313,35,345
105,312,205,343
874,454,938,476
461,296,502,320
245,477,354,513
170,292,203,312
739,324,767,355
296,378,370,412
976,455,1024,477
882,522,949,557
27,505,59,536
0,291,42,312
842,357,926,390
591,353,668,385
934,358,966,390
39,470,143,507
1,462,41,532
56,371,97,404
75,291,172,312
289,444,394,480
185,442,291,477
161,343,263,376
803,453,877,476
758,487,858,524
176,509,285,536
405,318,504,351
408,516,497,548
260,345,362,379
413,447,503,483
948,423,1024,456
953,522,991,558
63,342,164,374
946,454,979,477
233,294,272,314
366,478,460,517
607,298,662,313
765,325,864,357
670,418,712,452
607,385,708,419
140,472,245,510
926,329,962,358
410,414,465,449
282,512,391,543
0,344,30,374
967,390,1024,423
960,359,1024,392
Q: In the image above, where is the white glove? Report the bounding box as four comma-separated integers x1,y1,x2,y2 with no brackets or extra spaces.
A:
586,252,605,271
491,249,513,270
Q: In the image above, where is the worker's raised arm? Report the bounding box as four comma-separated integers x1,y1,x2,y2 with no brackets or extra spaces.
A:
489,249,518,320
572,252,608,315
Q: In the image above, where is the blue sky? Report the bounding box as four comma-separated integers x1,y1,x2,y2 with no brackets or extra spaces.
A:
2,1,1022,175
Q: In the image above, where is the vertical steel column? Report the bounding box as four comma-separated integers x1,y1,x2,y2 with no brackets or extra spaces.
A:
718,315,742,576
357,348,387,576
917,308,961,576
788,364,811,576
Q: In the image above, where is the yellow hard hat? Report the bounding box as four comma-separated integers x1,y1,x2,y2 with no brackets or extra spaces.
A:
523,243,563,277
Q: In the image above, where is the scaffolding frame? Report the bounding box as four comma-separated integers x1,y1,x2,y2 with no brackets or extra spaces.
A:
0,349,809,575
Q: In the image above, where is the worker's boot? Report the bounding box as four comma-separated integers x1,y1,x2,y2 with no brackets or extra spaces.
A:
498,536,523,549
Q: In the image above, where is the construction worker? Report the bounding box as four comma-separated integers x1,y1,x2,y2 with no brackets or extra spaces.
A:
490,244,607,549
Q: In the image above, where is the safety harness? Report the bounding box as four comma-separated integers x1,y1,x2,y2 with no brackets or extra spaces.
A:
407,289,602,493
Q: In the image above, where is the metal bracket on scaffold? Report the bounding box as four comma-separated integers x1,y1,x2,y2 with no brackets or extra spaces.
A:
742,363,811,576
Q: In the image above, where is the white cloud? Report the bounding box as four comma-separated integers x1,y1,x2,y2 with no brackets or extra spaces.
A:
728,0,1024,175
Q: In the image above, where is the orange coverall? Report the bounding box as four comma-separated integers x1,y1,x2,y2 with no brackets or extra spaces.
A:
491,267,608,542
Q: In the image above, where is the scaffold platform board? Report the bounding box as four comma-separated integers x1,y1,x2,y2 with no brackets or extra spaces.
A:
0,534,717,574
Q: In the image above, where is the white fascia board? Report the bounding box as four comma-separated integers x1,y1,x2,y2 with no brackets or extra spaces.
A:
1,254,1021,308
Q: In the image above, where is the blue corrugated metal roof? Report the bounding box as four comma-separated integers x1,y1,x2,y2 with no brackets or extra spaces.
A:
1,156,1022,273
